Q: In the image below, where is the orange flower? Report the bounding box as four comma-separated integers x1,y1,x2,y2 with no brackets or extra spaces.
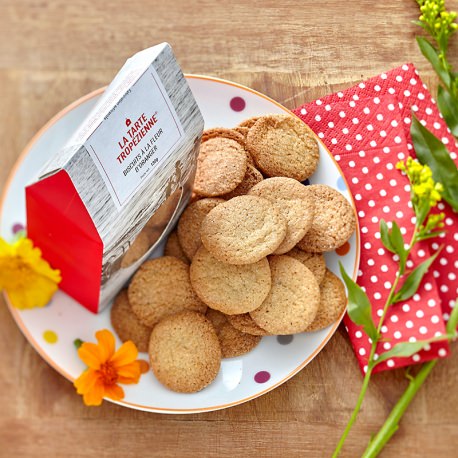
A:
74,329,149,406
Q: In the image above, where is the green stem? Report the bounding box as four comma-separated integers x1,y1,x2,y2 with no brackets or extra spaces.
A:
332,343,376,458
333,229,418,457
361,359,438,458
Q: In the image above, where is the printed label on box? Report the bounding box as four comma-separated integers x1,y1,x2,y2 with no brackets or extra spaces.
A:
85,67,185,208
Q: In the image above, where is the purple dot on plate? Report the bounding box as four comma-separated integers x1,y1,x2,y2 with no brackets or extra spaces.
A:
230,96,246,112
254,370,271,384
12,223,25,234
277,335,294,345
301,179,311,186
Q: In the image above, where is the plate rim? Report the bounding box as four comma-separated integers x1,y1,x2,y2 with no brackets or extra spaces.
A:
0,74,360,414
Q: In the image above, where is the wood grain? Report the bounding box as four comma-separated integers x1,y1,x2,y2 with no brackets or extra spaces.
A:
1,1,457,457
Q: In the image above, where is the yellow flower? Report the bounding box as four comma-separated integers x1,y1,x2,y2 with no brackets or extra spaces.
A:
74,329,149,406
397,158,443,208
0,236,61,310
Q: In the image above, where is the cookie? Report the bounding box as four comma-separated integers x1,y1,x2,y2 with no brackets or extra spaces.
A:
201,195,287,264
307,269,347,332
206,309,261,358
128,257,206,327
190,246,272,314
145,187,182,230
218,322,261,358
177,198,225,260
227,313,270,336
193,137,247,197
110,290,152,352
238,116,261,129
202,127,245,146
121,229,151,268
233,126,250,139
164,230,189,264
205,308,228,333
148,311,221,393
284,247,326,284
297,184,356,252
246,114,319,181
250,255,320,334
223,164,263,199
248,177,315,254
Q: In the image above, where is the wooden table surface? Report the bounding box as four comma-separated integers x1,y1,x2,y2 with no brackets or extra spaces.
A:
1,1,457,457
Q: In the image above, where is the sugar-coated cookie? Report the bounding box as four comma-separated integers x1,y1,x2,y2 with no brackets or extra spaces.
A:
190,246,271,314
121,229,151,268
227,313,271,336
246,114,319,181
248,177,315,254
238,116,261,129
205,309,261,358
250,255,320,334
201,195,287,264
128,257,206,327
177,197,225,260
149,311,221,393
193,137,247,197
110,289,152,352
297,184,356,252
223,164,263,199
307,269,347,331
284,247,326,284
164,230,189,264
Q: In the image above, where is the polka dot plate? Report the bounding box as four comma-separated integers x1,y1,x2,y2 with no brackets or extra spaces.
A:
0,75,360,413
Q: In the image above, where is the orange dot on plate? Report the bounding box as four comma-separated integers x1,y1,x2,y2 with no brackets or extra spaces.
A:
138,360,150,374
336,242,350,256
43,330,58,344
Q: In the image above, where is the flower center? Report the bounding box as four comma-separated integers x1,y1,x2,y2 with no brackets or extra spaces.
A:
98,362,118,385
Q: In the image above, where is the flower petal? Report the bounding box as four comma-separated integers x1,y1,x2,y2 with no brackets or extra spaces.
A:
116,361,141,383
104,384,125,401
74,369,99,395
95,329,116,361
110,340,138,368
82,380,105,406
78,342,104,370
4,270,58,310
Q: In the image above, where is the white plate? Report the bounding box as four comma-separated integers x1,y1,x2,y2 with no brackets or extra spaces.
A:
0,75,360,413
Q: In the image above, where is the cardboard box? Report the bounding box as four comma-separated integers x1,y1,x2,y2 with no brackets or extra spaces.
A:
26,43,204,313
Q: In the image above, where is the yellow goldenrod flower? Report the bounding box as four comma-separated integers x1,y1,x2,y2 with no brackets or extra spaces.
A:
0,236,61,310
397,158,444,209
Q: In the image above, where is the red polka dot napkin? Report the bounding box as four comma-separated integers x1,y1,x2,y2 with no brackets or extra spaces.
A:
293,64,457,373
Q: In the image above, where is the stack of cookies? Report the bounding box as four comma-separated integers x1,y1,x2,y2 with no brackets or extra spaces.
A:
110,114,356,393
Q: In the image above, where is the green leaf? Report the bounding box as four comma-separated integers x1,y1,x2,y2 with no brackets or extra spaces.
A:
375,333,455,365
339,262,378,341
390,222,408,270
416,37,451,88
375,341,429,365
392,250,441,303
446,299,458,333
380,220,407,272
411,115,458,212
416,230,446,241
380,220,395,253
437,85,458,137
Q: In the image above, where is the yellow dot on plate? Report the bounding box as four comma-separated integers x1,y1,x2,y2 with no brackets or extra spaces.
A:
43,330,58,344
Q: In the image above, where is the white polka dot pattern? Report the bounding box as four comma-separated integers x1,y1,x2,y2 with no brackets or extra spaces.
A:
293,63,455,374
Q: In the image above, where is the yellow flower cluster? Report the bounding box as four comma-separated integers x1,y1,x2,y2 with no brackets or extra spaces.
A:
0,237,61,310
418,0,458,35
396,157,444,207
